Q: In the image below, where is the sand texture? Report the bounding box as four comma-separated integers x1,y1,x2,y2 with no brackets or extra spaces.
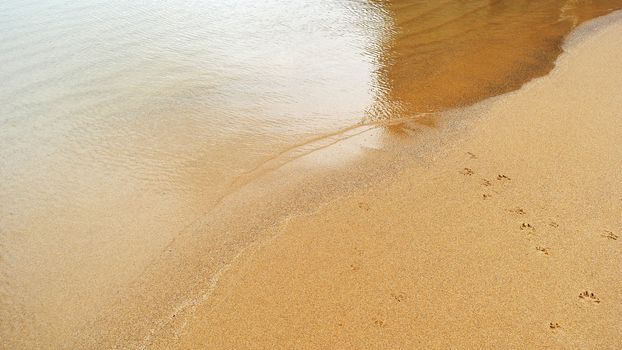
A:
167,14,622,350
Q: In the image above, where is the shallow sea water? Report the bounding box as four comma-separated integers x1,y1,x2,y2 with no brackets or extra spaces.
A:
1,0,621,347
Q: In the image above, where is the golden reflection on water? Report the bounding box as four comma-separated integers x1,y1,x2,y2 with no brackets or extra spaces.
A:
368,0,622,120
2,0,622,348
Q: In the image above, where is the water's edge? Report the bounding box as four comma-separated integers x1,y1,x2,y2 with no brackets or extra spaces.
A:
75,9,622,349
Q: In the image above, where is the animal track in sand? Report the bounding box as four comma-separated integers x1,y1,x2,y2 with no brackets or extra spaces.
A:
549,322,561,330
482,193,492,200
358,202,370,211
497,174,511,181
520,223,535,231
549,221,559,228
579,291,600,304
350,264,360,271
536,246,550,255
481,179,492,187
507,207,526,215
601,230,618,240
466,152,478,159
373,318,386,328
461,168,474,176
391,292,406,303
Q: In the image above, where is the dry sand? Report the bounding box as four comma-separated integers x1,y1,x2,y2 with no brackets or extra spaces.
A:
163,13,622,350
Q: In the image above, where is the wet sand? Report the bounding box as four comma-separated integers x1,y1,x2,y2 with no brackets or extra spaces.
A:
167,13,622,349
3,2,622,349
367,0,622,118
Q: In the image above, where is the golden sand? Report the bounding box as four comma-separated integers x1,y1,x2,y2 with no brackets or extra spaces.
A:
165,14,622,349
5,3,622,348
6,7,621,350
64,12,622,350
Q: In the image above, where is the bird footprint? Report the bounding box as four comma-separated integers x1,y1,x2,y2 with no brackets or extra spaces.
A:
549,322,561,330
461,168,474,176
536,246,550,255
579,291,600,303
601,230,618,240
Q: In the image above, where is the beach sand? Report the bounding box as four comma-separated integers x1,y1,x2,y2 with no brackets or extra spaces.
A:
3,3,622,349
166,14,622,349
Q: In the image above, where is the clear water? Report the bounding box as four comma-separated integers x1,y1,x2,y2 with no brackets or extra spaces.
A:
1,0,621,347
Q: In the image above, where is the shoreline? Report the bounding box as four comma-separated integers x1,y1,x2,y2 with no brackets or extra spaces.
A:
23,9,621,350
3,4,622,349
166,11,622,349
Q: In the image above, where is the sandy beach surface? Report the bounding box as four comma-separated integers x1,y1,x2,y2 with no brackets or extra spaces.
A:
163,14,622,349
3,4,622,350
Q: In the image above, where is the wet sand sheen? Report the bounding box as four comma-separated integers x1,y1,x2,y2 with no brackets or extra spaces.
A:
171,13,622,349
75,8,622,350
2,1,622,349
368,0,622,118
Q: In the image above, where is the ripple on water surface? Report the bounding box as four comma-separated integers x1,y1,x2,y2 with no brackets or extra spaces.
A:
1,0,622,348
